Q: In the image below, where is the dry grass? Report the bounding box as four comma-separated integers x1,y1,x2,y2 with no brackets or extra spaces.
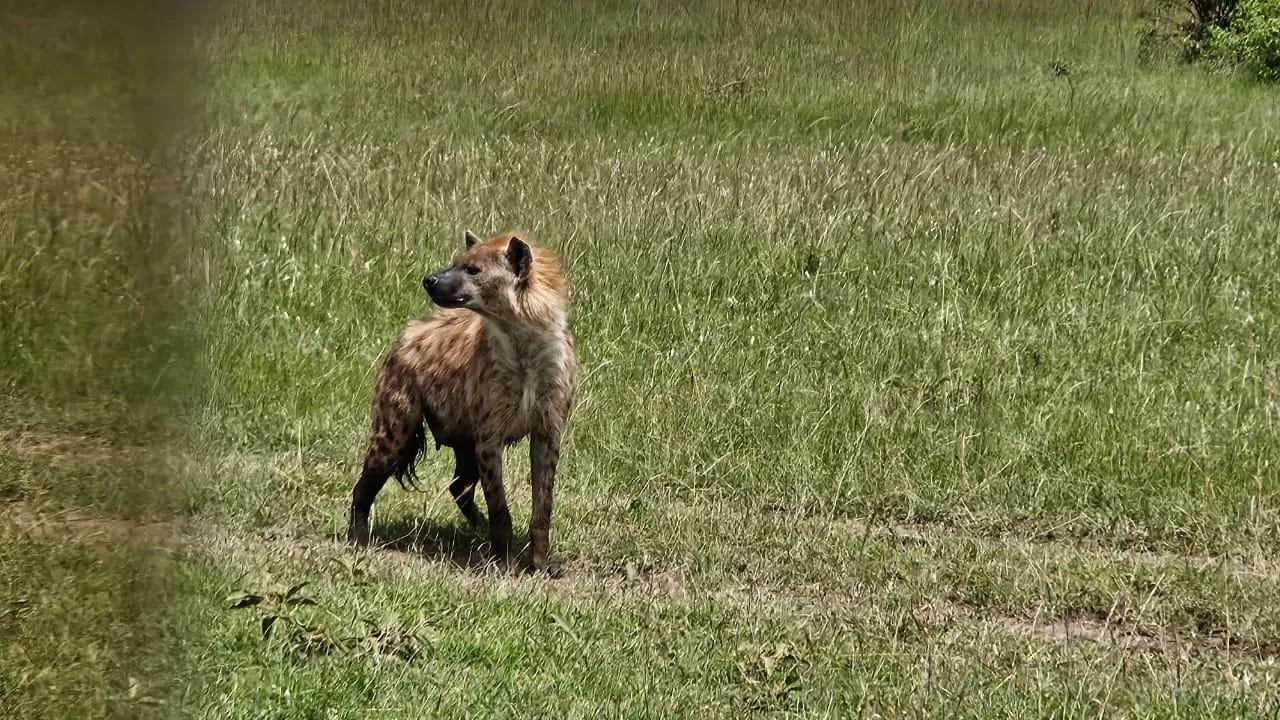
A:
4,0,1280,716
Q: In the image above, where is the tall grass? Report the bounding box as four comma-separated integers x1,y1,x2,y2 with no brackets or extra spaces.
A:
189,0,1280,553
5,0,1280,715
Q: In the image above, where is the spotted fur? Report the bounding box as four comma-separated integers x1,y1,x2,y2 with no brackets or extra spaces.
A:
346,230,578,576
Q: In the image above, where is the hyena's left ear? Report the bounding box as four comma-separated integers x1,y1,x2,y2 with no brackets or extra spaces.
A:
506,236,533,281
464,230,480,249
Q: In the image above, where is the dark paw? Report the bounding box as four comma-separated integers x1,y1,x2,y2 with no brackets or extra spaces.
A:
346,518,372,547
488,532,513,560
546,563,564,579
463,507,486,528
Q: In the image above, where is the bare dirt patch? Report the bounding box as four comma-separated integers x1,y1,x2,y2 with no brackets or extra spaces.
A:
959,605,1280,661
1002,614,1279,660
185,517,1280,668
1,501,180,547
1,426,151,459
826,514,1278,578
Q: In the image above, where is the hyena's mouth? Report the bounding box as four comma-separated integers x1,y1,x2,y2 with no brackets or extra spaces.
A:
430,293,472,308
423,273,471,308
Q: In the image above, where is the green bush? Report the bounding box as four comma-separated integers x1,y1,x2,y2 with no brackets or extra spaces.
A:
1137,0,1236,66
1209,0,1280,80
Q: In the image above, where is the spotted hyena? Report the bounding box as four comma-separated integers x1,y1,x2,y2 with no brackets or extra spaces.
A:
346,229,578,577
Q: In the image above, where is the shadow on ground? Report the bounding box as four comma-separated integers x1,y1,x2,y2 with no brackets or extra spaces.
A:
370,515,533,573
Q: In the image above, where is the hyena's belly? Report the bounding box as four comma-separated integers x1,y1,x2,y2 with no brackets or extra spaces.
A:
418,382,478,448
417,380,532,447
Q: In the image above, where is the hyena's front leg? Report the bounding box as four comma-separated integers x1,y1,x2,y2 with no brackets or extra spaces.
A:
475,441,513,564
530,430,562,577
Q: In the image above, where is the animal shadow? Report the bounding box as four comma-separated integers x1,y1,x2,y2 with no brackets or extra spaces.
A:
370,515,532,574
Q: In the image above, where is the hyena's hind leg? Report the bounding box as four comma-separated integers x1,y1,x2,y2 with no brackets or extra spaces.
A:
347,356,424,546
347,427,425,545
347,450,393,546
448,443,485,527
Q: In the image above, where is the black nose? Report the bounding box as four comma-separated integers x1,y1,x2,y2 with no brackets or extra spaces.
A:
423,275,437,290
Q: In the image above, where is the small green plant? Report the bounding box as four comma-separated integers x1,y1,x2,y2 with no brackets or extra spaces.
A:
1208,0,1280,80
730,642,809,712
226,582,427,662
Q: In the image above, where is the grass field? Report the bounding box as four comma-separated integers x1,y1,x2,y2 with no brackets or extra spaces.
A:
4,0,1280,716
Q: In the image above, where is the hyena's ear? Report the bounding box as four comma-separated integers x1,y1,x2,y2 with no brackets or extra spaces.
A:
506,236,533,281
464,230,480,249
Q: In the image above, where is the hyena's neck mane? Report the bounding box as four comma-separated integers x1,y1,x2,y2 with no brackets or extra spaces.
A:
485,245,571,378
506,245,569,336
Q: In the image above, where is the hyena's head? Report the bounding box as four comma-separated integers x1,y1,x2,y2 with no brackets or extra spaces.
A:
423,230,536,318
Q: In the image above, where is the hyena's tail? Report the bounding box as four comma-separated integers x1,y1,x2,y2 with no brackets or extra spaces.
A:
391,424,427,492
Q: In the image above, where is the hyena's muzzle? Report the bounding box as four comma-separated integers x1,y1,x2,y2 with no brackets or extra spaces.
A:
423,267,471,308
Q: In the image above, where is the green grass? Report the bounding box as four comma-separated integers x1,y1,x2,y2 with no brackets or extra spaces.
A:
4,0,1280,716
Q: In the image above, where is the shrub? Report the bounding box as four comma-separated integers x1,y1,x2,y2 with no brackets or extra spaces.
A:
1138,0,1237,65
1184,0,1239,58
1208,0,1280,80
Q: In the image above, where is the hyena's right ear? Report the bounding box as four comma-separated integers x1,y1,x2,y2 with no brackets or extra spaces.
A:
464,230,480,249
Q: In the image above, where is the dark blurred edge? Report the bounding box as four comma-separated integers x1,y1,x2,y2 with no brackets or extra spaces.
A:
1,0,215,715
0,0,214,439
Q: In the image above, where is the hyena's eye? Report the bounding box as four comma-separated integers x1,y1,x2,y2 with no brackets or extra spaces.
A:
463,264,482,276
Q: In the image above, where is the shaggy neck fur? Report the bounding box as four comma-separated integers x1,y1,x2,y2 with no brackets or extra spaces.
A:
484,243,571,397
489,240,568,336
